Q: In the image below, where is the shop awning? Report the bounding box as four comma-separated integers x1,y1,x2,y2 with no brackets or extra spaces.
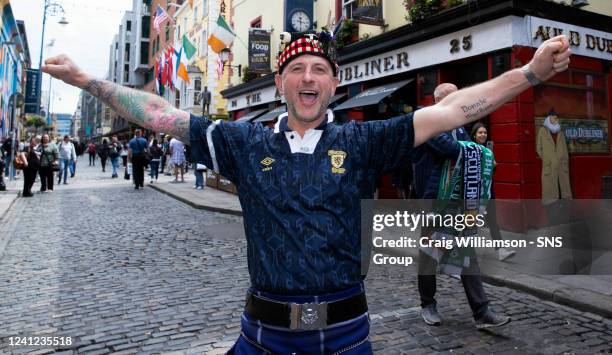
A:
329,93,346,105
333,79,413,111
253,105,287,123
234,108,267,123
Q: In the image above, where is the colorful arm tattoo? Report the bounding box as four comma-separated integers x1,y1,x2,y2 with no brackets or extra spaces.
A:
83,79,190,142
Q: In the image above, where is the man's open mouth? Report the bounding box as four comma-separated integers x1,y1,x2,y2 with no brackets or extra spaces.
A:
299,90,319,105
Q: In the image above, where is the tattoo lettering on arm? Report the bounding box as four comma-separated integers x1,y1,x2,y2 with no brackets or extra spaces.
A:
461,97,494,120
83,79,190,142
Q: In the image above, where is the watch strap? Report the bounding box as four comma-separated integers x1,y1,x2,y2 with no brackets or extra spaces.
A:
522,65,541,86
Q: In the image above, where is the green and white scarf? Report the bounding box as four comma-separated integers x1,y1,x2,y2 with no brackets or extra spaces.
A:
423,141,494,274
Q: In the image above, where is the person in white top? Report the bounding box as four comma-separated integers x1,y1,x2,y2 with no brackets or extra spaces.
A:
57,135,77,185
169,138,185,183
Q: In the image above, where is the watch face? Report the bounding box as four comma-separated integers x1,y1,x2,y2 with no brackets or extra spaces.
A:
290,10,311,32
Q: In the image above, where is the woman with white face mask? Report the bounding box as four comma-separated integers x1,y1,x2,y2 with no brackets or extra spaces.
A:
536,109,572,204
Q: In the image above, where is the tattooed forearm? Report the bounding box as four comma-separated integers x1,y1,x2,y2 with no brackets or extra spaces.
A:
83,79,190,142
117,91,146,122
461,97,494,120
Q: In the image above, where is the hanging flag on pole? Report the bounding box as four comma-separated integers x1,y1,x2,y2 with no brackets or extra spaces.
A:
154,57,159,94
182,35,197,60
173,46,181,86
177,48,190,84
166,46,175,91
157,56,165,96
207,15,236,53
161,53,168,87
153,5,173,33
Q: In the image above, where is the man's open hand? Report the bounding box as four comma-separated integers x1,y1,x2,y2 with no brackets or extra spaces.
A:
529,35,572,82
41,54,92,89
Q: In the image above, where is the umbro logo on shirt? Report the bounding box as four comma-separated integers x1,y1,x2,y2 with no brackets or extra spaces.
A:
260,157,275,172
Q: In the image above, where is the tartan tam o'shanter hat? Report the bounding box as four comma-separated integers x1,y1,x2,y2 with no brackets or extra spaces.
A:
277,31,338,76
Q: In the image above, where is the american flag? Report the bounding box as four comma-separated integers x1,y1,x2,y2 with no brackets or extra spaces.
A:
153,5,172,33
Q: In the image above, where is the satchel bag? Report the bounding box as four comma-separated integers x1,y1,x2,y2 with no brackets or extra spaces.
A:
13,152,28,170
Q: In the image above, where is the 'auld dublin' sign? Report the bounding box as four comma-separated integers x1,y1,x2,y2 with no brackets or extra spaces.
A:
536,117,609,154
529,16,611,61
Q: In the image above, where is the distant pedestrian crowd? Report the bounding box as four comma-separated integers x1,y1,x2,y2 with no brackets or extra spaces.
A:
4,134,84,197
0,130,206,197
128,130,206,190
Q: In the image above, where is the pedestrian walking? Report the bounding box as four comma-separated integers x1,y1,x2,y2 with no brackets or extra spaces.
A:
37,134,59,192
43,33,571,353
21,137,41,197
108,136,122,178
70,138,81,177
162,135,171,175
412,84,510,329
169,137,185,183
57,135,77,185
2,135,13,178
148,139,163,183
194,163,206,190
98,139,109,172
128,129,148,190
0,152,4,191
87,141,97,166
120,141,129,167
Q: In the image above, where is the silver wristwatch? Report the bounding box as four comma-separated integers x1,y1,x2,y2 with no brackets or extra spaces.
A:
522,65,541,86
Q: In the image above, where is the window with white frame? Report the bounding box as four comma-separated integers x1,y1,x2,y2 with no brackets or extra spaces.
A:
342,0,356,19
343,0,383,25
194,6,198,22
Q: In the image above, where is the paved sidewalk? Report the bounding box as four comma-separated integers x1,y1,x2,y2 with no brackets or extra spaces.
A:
146,170,241,216
481,232,612,318
0,177,20,258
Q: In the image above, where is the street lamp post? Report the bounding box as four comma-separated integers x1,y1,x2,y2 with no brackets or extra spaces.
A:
219,48,242,77
36,0,68,115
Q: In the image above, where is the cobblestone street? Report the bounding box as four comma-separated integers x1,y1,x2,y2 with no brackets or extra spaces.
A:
0,164,611,354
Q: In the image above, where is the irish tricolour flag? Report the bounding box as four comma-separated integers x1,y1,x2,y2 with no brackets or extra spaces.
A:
207,15,235,53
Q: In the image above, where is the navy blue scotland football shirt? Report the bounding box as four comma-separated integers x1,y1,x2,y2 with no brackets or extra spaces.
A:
190,110,415,295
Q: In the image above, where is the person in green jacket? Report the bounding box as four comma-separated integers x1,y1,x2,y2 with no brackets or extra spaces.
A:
37,134,59,192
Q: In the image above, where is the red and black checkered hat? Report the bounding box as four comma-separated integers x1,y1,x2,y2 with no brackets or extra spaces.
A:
277,31,338,76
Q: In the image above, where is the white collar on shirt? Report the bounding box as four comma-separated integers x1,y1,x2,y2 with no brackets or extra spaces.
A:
273,109,334,155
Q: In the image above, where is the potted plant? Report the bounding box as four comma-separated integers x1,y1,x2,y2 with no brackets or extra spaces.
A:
335,19,359,49
404,0,464,23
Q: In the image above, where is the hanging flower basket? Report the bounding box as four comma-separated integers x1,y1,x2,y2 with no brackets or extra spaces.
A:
404,0,464,23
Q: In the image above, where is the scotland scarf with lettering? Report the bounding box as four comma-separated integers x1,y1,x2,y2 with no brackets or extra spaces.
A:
424,141,493,274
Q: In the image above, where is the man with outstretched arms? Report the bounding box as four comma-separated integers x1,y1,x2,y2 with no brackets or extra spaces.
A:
42,33,570,353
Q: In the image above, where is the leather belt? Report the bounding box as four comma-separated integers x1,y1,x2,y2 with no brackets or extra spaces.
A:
244,292,368,330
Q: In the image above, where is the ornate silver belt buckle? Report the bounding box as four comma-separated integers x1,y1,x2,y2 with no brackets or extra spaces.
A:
289,302,328,330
